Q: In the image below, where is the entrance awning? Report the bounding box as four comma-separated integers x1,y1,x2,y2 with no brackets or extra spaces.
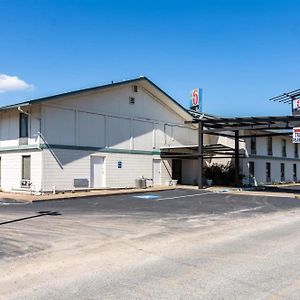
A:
160,143,245,159
185,112,300,189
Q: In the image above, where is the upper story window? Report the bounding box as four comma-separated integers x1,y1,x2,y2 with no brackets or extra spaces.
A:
250,137,256,155
282,139,287,157
295,144,299,158
132,85,138,93
19,113,28,138
267,136,273,156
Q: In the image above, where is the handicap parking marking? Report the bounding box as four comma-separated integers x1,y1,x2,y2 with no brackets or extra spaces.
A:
133,195,161,199
132,191,214,201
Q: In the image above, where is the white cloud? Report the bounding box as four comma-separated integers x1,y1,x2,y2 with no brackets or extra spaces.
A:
0,74,33,93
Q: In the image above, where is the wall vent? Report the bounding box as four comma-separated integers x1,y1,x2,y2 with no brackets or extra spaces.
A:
132,85,138,93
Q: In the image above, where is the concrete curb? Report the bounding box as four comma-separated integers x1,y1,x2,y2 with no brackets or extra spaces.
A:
29,186,178,203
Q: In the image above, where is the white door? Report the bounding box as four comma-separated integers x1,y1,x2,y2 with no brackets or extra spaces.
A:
153,159,161,186
90,156,105,188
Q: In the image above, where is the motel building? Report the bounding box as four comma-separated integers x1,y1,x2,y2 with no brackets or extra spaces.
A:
0,76,299,194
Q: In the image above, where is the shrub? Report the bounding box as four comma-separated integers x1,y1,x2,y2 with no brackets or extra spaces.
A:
204,163,242,186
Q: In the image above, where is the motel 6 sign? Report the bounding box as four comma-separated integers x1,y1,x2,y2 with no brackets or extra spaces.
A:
293,127,300,143
292,99,300,115
192,89,199,106
190,88,202,112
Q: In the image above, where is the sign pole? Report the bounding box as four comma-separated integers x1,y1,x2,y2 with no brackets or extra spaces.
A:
198,121,203,189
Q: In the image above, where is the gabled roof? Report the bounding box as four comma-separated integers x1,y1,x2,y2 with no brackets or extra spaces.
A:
0,76,193,120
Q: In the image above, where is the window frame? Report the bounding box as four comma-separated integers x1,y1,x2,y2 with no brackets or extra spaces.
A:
250,136,256,155
293,163,297,181
19,113,29,138
267,136,273,156
266,162,271,182
295,144,299,159
22,155,31,181
249,161,255,178
282,139,287,157
280,163,285,181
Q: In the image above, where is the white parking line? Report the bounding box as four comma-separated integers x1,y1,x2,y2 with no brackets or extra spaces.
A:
156,192,214,201
0,201,27,205
224,206,264,215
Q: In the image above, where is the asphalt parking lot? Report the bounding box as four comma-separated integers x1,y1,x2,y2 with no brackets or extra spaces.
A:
1,188,300,216
1,189,300,299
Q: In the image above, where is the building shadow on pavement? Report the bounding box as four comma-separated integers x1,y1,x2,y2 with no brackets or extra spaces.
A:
0,211,61,226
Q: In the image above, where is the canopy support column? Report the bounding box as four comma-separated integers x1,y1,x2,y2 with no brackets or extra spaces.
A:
234,130,240,186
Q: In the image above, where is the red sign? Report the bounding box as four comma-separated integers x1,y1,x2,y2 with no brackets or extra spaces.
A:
293,127,300,143
192,89,199,106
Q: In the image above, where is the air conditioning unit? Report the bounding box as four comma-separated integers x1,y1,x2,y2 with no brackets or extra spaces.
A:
21,179,31,189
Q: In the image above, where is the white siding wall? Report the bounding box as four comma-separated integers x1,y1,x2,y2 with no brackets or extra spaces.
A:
40,83,197,152
47,85,185,124
243,158,298,184
243,134,300,184
42,149,172,191
0,106,41,147
0,150,42,192
77,111,106,147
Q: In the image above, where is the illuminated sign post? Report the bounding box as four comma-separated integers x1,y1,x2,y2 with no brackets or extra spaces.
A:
190,88,202,112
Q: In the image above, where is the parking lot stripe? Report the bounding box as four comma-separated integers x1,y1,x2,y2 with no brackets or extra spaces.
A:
156,192,214,201
224,206,264,215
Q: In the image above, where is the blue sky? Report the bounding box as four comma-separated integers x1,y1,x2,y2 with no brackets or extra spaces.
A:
0,0,299,116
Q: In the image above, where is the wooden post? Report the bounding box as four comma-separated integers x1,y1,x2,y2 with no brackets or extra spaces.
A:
198,121,204,189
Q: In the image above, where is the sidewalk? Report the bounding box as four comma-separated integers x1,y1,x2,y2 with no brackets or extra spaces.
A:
205,185,300,198
0,186,178,203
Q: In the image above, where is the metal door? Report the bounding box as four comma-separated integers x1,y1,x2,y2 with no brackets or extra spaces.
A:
90,156,105,188
153,159,161,186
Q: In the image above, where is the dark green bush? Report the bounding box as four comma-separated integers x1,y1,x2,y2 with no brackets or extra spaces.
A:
204,163,242,186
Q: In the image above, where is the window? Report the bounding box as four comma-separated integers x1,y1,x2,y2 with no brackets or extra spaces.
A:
280,163,285,181
250,137,256,155
282,139,286,157
22,155,31,180
293,164,297,181
266,162,271,182
19,113,28,138
132,85,138,93
267,137,273,156
295,144,299,158
129,97,135,104
249,161,255,177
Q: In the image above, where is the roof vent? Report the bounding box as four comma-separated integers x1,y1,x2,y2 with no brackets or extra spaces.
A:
132,85,138,93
